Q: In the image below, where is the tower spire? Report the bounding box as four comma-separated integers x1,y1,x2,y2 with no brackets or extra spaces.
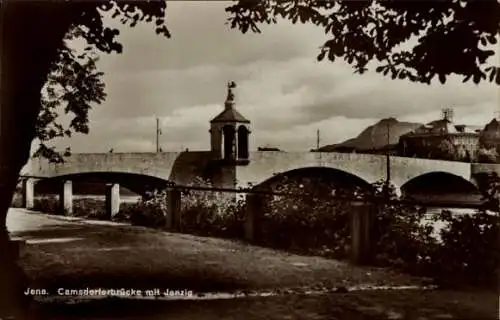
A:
225,81,237,110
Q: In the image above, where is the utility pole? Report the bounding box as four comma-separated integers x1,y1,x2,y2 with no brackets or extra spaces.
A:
385,122,391,198
156,117,161,153
316,129,320,151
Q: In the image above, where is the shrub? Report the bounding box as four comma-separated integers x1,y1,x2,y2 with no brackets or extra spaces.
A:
370,181,439,274
10,192,23,208
27,196,114,220
179,179,245,238
368,178,499,288
72,199,107,220
111,202,136,223
254,174,364,259
33,196,60,215
114,191,168,228
128,201,166,228
118,177,246,236
181,196,245,238
432,209,499,287
113,177,246,236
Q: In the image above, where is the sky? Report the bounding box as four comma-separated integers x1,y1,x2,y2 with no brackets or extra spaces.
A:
46,1,499,153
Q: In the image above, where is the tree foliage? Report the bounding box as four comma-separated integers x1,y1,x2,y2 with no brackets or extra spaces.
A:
436,138,457,161
69,1,170,54
24,1,171,161
477,146,499,164
34,28,106,162
433,208,498,287
225,0,500,85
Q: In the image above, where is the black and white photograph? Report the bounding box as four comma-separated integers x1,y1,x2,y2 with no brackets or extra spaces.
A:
1,1,499,319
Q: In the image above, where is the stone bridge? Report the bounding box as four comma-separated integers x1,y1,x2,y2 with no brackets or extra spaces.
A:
21,151,500,186
20,151,500,208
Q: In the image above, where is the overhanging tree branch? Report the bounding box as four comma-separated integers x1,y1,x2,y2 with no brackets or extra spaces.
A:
225,0,500,85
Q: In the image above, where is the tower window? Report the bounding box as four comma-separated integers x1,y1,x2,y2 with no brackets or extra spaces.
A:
223,125,235,160
238,125,249,159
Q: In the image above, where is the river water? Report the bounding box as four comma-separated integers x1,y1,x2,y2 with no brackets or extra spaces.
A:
422,207,492,242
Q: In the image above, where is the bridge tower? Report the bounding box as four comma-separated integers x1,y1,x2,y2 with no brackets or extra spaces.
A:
209,81,251,165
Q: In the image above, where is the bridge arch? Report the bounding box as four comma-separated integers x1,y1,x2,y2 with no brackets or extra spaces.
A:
401,171,479,194
35,171,174,197
250,166,374,195
400,171,482,205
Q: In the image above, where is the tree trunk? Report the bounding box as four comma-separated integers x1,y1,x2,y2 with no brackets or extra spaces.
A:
0,2,72,318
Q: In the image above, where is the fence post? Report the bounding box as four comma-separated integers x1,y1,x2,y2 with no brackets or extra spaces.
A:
105,183,120,220
60,180,73,216
350,201,375,265
166,188,181,231
245,193,263,242
21,178,35,210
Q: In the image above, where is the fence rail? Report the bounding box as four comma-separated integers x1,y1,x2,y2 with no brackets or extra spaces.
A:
18,174,493,211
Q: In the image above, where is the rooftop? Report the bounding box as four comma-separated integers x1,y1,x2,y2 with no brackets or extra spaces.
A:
210,80,250,124
210,108,250,123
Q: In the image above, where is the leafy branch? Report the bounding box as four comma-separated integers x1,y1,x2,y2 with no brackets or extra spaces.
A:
226,0,500,85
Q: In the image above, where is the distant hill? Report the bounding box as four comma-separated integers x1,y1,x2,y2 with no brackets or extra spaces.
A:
318,118,423,152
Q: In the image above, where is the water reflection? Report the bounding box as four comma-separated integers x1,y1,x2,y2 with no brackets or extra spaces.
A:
422,207,494,242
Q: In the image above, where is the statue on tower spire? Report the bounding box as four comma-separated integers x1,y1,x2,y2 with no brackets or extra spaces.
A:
225,81,237,110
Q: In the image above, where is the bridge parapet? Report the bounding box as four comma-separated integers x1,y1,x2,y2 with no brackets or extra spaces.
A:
236,151,386,188
238,152,475,189
388,156,472,188
22,152,182,180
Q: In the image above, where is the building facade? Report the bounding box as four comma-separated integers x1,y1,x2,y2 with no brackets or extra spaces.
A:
398,110,480,162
